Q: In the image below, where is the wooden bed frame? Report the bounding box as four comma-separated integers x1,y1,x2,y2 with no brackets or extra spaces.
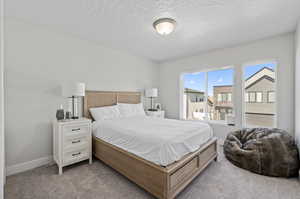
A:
84,90,218,199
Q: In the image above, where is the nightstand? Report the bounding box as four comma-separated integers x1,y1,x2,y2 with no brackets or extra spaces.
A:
53,118,92,175
145,110,165,118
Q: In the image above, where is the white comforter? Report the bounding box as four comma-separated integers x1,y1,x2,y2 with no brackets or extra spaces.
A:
92,116,213,166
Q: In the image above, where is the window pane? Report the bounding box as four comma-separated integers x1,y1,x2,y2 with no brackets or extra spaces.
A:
256,92,262,102
183,68,234,122
268,92,275,102
249,92,256,102
222,93,227,102
217,94,222,102
183,72,206,120
244,63,276,128
208,68,234,121
228,93,232,102
245,93,249,102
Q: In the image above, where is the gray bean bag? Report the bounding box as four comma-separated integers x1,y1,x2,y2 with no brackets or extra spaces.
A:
224,128,299,177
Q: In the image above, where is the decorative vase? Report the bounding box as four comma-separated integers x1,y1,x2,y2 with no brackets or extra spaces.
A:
65,111,71,119
56,105,64,120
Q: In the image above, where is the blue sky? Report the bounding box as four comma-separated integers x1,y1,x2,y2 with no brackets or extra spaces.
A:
244,62,275,79
184,62,276,96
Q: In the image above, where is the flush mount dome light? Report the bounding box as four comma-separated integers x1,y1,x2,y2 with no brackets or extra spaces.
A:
153,18,176,35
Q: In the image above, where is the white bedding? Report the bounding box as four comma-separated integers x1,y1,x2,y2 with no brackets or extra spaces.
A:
92,116,213,166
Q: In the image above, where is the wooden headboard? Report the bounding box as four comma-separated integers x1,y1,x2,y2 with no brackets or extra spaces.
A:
83,90,141,119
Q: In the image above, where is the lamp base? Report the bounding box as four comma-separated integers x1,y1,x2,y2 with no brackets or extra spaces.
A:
148,109,158,112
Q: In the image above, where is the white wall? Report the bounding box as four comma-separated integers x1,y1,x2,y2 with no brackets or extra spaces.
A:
4,19,159,168
159,33,295,133
0,0,4,195
295,20,300,153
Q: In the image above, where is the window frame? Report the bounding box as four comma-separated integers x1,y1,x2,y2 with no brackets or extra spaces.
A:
256,92,263,103
242,60,277,128
267,91,275,103
245,91,263,103
180,60,277,128
181,66,235,122
248,91,256,103
227,93,232,102
217,93,222,102
245,92,249,102
220,92,227,102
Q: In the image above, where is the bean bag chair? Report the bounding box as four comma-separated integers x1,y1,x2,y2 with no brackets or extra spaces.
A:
224,128,299,177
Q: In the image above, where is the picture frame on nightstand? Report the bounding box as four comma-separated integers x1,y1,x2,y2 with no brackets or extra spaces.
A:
155,103,161,110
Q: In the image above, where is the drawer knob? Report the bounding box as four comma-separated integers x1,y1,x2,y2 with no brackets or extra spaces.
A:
72,152,81,157
72,128,81,132
72,140,81,144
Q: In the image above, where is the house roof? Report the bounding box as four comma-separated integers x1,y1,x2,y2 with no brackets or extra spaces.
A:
245,67,274,81
245,67,274,89
213,85,232,88
184,88,204,94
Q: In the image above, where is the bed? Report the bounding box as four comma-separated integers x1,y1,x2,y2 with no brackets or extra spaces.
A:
84,90,218,199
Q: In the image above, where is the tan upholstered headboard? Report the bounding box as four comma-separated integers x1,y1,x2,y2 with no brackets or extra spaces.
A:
83,91,141,119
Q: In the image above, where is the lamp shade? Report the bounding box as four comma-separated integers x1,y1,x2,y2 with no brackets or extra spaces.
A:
145,88,158,98
62,82,85,97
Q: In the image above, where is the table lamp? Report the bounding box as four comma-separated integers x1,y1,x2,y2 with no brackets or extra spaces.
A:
62,82,85,119
145,88,158,111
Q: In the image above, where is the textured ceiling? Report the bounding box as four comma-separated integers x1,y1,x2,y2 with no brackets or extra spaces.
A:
5,0,300,62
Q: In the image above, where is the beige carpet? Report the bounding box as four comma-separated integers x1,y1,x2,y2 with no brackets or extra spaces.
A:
5,146,300,199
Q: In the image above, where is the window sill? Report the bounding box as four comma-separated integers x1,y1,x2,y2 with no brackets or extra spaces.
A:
206,120,235,127
183,119,235,127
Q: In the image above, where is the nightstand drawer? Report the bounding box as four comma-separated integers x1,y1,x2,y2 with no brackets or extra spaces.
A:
53,118,92,174
152,113,163,118
63,147,89,165
146,111,165,118
64,136,89,150
63,124,89,137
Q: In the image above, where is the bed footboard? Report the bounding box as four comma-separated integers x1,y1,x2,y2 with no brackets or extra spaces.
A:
93,137,218,199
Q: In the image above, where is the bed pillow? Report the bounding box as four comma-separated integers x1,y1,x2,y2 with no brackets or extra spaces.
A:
117,103,146,117
89,105,121,121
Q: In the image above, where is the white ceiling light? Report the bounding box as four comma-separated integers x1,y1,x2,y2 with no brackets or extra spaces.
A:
153,18,176,35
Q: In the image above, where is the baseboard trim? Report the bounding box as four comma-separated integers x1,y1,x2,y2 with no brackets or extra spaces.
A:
6,156,53,176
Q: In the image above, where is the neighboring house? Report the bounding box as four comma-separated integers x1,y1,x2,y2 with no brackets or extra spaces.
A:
213,85,233,120
212,67,275,126
183,88,213,120
244,67,275,127
184,67,275,126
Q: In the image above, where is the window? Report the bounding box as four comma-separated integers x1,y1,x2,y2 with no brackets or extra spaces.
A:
221,93,227,102
217,94,222,102
183,72,206,120
183,68,234,121
182,61,276,128
245,91,262,102
228,93,232,102
208,69,234,121
245,93,249,102
268,91,275,103
256,92,263,103
249,92,256,102
243,62,276,128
